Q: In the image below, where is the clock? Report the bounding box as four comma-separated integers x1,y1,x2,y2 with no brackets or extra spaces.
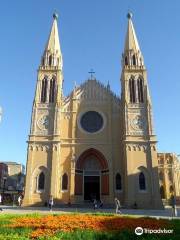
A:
37,115,49,130
131,115,144,130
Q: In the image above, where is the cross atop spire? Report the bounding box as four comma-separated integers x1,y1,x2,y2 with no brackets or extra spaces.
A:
40,13,63,70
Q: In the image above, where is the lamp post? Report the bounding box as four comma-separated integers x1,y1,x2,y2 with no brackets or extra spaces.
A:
2,176,7,205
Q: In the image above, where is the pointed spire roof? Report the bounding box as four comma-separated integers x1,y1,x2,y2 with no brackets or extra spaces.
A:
45,13,61,54
124,13,141,52
41,13,63,69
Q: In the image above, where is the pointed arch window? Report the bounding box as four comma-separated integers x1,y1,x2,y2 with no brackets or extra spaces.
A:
125,56,128,66
41,78,48,103
168,171,172,181
159,171,164,181
139,172,146,190
160,185,165,199
62,173,68,191
132,55,136,65
116,173,122,190
137,78,144,103
49,77,56,103
169,185,174,193
129,78,136,103
42,57,45,66
49,55,52,66
38,172,45,191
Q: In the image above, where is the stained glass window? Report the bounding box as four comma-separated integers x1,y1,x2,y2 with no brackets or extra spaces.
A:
80,111,103,133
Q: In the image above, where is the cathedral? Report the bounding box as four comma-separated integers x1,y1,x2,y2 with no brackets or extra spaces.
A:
23,13,164,209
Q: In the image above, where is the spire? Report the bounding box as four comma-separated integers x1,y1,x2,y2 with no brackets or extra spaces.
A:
124,13,140,52
41,13,63,70
123,13,144,68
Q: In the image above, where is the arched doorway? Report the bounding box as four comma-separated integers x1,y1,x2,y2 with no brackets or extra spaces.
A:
75,148,109,201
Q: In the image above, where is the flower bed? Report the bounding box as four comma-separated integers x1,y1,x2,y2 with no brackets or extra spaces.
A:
7,214,168,239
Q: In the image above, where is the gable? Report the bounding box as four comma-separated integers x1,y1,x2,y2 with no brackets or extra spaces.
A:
62,79,120,111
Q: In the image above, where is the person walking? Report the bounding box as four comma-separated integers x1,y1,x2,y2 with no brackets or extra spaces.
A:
18,195,22,207
115,197,121,214
170,193,177,218
0,194,2,211
99,199,103,209
93,199,97,210
48,195,54,211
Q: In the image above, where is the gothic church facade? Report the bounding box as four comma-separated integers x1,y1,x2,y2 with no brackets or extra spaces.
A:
23,13,163,209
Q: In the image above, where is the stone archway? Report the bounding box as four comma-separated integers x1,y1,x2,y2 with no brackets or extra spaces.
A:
75,148,109,199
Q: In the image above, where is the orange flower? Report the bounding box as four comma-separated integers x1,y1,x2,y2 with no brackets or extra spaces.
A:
7,214,168,239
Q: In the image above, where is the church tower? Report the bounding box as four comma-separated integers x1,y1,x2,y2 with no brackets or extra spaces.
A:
121,13,163,209
23,14,63,205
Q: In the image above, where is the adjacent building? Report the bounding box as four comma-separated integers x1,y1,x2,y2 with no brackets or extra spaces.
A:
0,162,25,191
158,153,180,201
0,162,8,189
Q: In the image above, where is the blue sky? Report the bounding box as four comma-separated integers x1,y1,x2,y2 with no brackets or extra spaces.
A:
0,0,180,165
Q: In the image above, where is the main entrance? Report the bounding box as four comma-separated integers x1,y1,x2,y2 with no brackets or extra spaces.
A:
75,148,109,197
84,176,100,201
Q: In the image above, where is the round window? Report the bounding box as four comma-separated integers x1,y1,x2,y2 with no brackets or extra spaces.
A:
80,111,104,133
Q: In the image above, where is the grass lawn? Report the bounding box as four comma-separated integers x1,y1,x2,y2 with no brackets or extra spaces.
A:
0,213,179,240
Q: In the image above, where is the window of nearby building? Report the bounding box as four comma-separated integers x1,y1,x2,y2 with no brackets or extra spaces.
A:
38,172,45,190
116,173,122,190
62,173,68,190
139,172,146,190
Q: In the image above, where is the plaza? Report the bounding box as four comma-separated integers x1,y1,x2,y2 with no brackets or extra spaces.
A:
0,205,179,219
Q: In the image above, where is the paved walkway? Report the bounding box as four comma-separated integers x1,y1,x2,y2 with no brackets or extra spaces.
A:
0,205,179,219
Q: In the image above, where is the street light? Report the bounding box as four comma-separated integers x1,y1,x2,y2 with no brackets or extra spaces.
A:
2,176,7,205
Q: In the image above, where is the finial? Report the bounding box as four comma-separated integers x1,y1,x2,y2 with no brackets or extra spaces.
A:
127,12,133,19
53,12,58,20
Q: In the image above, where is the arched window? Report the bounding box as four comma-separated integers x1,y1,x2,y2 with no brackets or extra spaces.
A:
139,172,146,190
125,56,128,66
132,55,136,65
49,55,52,66
169,185,174,193
137,78,144,103
49,78,56,103
159,171,164,181
62,173,68,190
116,173,122,190
38,172,45,190
129,78,136,103
168,171,172,181
41,78,48,103
160,185,165,199
42,57,45,66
